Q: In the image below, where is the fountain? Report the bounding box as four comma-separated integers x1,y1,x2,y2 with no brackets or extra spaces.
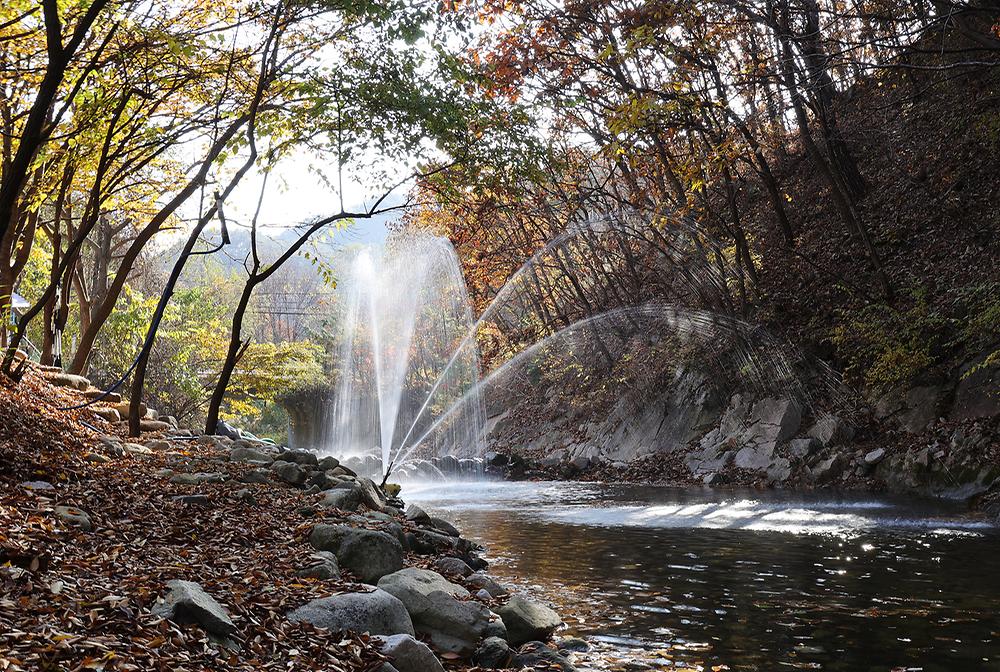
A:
321,234,486,478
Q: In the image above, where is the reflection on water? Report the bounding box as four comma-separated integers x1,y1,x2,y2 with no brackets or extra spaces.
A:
406,481,1000,671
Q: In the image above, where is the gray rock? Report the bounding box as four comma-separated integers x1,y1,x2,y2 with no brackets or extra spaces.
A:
864,448,886,465
377,634,445,672
473,636,512,668
787,437,821,459
170,472,226,485
378,568,490,655
270,460,306,486
230,445,274,464
484,612,508,639
288,588,414,636
733,444,775,470
152,580,237,637
276,449,319,466
810,455,843,482
429,517,460,537
433,557,473,578
875,385,943,433
296,551,340,580
337,530,404,583
466,572,508,598
950,359,1000,421
234,488,256,503
317,456,341,471
405,504,431,525
808,415,855,447
310,523,354,552
511,641,575,671
766,457,792,483
557,637,590,653
239,469,271,485
357,477,387,510
54,505,92,531
498,595,562,646
172,494,211,506
322,486,362,511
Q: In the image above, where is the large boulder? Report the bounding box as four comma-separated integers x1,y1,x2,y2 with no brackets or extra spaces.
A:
357,477,387,510
808,415,855,447
230,445,274,464
497,595,562,646
288,588,414,636
152,580,237,638
377,634,445,672
378,568,491,655
270,460,307,485
277,449,319,467
322,486,362,511
310,524,404,581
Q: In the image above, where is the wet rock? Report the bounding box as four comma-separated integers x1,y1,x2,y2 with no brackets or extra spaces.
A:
466,572,509,598
557,636,590,653
54,505,92,530
337,530,404,583
473,636,512,668
808,415,855,447
270,460,306,486
288,588,414,636
377,634,445,672
357,477,387,510
322,486,362,511
152,580,237,637
511,641,575,671
498,595,562,646
377,568,490,655
433,557,473,578
429,517,460,537
405,504,432,525
230,445,274,464
296,551,340,580
317,455,340,470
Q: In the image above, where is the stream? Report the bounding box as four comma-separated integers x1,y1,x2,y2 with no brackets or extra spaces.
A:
406,480,1000,671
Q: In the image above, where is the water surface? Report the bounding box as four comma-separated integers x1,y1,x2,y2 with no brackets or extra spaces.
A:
406,481,1000,671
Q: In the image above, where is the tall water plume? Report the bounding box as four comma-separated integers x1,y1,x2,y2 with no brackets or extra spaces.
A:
324,234,485,474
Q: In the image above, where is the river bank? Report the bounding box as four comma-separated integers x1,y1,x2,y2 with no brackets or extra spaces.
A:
0,366,591,672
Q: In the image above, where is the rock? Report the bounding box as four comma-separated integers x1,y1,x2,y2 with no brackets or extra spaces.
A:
466,572,509,598
808,415,855,447
42,372,90,390
230,445,274,464
702,472,724,486
84,452,111,464
875,385,942,433
484,612,508,639
332,464,357,478
53,505,92,531
476,588,493,601
750,397,802,442
950,358,1000,421
405,504,432,525
306,471,337,490
733,444,774,470
310,523,354,552
322,486,362,511
787,437,821,459
240,468,272,485
357,477,387,510
145,439,171,451
85,389,122,403
140,419,172,432
21,480,54,491
557,637,590,653
766,457,792,483
234,488,256,503
124,442,153,455
473,636,512,668
337,530,404,583
511,641,575,671
91,407,121,423
270,460,306,486
276,449,319,466
810,455,842,483
170,472,226,485
377,568,490,654
115,400,146,418
172,494,211,506
497,595,562,646
433,557,473,578
377,634,445,672
152,580,237,637
215,419,242,440
317,455,340,470
296,551,340,580
429,517,460,537
569,456,590,471
864,448,886,465
288,588,414,636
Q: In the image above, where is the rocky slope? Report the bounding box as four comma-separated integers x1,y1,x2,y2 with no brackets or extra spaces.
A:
0,365,591,672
